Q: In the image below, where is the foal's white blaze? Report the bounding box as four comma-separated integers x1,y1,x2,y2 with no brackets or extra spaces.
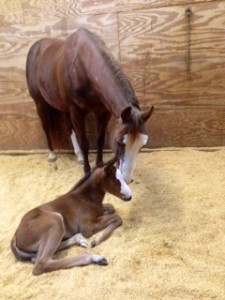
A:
119,133,148,184
116,169,132,200
70,130,84,164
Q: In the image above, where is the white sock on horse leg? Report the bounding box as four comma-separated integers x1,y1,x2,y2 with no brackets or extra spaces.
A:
70,130,84,164
48,150,57,162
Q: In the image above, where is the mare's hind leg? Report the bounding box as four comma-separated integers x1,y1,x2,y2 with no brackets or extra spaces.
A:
95,111,111,166
34,97,57,162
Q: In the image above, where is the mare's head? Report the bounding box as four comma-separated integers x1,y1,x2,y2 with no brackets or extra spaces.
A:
114,105,154,184
97,158,132,201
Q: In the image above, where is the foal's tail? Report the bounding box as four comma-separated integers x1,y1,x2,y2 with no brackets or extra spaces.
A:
11,236,36,261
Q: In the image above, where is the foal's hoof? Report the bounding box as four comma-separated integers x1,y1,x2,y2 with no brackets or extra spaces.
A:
91,240,97,248
97,258,108,266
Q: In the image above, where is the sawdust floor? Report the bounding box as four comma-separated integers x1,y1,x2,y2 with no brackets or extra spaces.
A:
1,149,225,300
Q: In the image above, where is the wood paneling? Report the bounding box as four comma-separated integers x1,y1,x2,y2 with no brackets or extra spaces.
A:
0,0,225,150
150,106,225,147
76,0,214,15
118,1,225,147
0,2,119,150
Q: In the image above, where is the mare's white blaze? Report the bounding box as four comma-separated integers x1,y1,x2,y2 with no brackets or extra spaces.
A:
119,133,148,184
116,169,132,200
70,130,84,164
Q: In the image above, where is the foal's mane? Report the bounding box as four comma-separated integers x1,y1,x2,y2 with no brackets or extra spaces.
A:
83,29,140,109
69,170,93,192
69,154,118,192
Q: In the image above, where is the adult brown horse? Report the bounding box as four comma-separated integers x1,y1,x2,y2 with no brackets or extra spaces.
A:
11,157,132,275
26,27,154,183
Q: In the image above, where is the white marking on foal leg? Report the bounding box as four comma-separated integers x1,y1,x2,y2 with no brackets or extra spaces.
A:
70,130,84,164
48,150,57,162
73,233,89,248
91,254,108,265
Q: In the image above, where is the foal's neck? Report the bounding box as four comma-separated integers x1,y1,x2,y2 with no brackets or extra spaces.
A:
74,178,106,203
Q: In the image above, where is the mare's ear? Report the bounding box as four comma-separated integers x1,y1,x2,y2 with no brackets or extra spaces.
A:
142,106,154,123
121,106,132,123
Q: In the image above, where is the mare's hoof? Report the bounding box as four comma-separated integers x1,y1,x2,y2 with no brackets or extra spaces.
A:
48,154,57,162
97,258,108,266
77,159,84,165
48,157,57,162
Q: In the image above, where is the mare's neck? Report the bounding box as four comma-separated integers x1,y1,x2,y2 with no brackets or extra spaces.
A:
81,39,138,118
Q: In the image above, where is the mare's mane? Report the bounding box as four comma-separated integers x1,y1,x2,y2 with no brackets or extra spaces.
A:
79,30,145,139
80,29,140,109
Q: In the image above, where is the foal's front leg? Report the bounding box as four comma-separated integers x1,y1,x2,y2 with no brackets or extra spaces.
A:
90,213,122,248
103,203,116,215
57,233,89,251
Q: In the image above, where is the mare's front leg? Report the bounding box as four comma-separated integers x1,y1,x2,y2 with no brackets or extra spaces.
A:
89,213,122,248
95,111,111,166
69,105,91,173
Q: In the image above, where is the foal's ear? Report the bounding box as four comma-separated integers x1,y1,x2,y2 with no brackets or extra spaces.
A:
104,164,114,176
121,106,132,123
142,106,154,123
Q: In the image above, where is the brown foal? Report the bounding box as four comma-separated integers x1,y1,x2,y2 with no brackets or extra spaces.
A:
11,160,132,275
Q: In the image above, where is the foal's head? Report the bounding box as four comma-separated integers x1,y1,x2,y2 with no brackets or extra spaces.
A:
114,106,154,184
99,162,132,201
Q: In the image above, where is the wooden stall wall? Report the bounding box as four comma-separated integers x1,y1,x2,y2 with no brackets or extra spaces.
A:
0,0,225,150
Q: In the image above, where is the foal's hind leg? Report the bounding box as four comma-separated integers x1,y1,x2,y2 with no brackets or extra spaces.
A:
33,216,106,275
